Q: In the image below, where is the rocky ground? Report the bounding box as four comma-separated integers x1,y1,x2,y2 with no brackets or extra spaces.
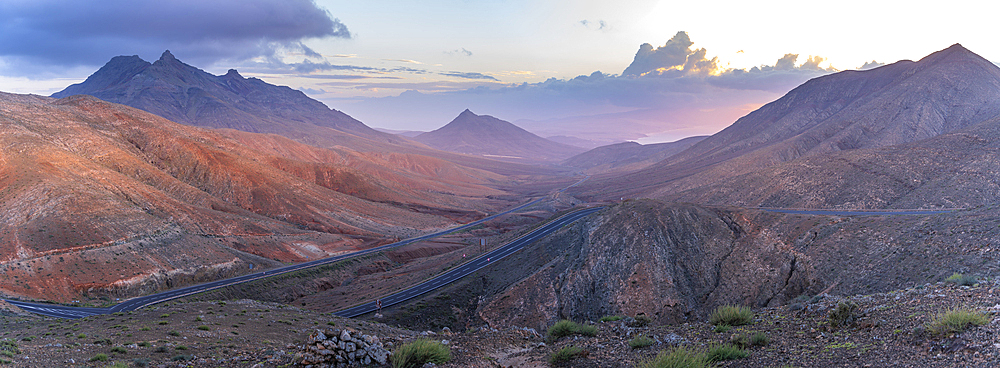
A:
3,281,1000,367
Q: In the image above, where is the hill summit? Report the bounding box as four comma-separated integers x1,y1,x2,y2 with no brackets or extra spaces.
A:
52,50,391,147
414,109,584,162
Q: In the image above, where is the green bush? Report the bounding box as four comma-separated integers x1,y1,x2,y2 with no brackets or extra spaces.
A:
599,315,623,322
167,331,180,337
637,347,710,368
706,344,748,362
709,305,753,327
546,320,598,341
90,353,109,362
171,354,192,361
749,332,769,347
713,324,731,333
926,308,989,337
197,326,210,331
945,273,977,286
629,314,653,327
548,345,585,364
629,335,655,349
100,362,127,368
390,339,451,368
110,346,127,354
828,301,861,328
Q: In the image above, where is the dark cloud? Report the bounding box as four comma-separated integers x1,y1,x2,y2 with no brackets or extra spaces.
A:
859,60,885,70
580,20,609,31
445,48,473,56
622,31,703,76
773,54,799,71
0,0,348,76
439,71,499,81
300,74,403,80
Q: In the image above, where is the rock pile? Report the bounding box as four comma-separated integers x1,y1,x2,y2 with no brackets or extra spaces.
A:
299,328,390,367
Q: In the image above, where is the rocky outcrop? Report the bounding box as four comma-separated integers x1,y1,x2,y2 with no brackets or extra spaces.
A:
477,200,815,329
298,328,390,367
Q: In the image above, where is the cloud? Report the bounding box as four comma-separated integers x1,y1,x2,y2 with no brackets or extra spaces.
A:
300,74,403,80
340,31,838,139
445,48,473,56
439,71,499,81
859,60,885,70
0,0,348,76
622,31,697,76
298,87,326,95
580,19,609,31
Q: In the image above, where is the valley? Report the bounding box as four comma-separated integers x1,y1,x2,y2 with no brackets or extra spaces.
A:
5,39,1000,368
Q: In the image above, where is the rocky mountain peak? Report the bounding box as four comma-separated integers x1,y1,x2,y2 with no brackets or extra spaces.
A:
159,50,177,61
224,69,242,78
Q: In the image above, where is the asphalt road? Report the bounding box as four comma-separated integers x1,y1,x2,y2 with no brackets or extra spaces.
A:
333,206,603,318
758,208,957,216
3,176,590,319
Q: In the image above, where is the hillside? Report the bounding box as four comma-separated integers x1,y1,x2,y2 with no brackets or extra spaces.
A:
52,52,564,178
414,109,585,162
52,51,387,143
562,136,707,174
0,92,512,302
576,44,1000,202
4,281,1000,367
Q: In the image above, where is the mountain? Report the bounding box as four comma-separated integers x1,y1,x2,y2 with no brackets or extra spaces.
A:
414,109,585,162
52,52,561,177
576,44,1000,203
561,136,707,174
0,92,510,302
52,51,383,142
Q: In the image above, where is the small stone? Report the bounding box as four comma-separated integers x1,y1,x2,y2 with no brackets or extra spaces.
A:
341,330,352,341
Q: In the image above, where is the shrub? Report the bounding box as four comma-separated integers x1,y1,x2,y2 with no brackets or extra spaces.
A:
154,346,168,353
139,327,151,331
629,314,653,327
926,308,989,337
730,333,748,347
945,273,977,286
546,320,598,341
197,326,210,331
110,346,127,354
90,353,109,362
138,341,151,347
132,358,150,367
709,305,753,327
599,315,623,322
637,347,710,368
167,331,180,337
749,332,769,347
548,345,585,364
100,362,127,368
390,339,451,368
828,301,861,328
175,346,188,350
171,354,192,361
706,344,748,362
713,325,732,333
629,335,655,349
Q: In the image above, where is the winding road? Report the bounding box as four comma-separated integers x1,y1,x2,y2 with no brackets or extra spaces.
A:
4,176,593,319
333,206,602,318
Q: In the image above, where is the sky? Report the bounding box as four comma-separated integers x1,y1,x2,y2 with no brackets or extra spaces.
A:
1,0,997,145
